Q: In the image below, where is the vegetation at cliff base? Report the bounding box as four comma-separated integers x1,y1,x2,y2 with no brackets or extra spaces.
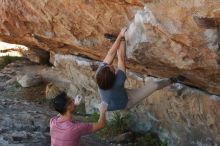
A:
85,111,167,146
0,55,21,69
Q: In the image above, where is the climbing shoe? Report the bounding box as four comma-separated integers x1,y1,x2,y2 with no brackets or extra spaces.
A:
170,75,186,83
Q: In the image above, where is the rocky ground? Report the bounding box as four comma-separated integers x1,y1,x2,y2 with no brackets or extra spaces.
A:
0,88,51,146
0,59,112,146
0,89,113,146
0,60,51,146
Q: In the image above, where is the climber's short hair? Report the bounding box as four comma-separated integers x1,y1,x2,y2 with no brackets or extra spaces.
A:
52,92,69,115
96,66,116,90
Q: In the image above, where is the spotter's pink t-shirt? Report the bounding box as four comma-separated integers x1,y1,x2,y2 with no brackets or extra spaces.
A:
50,116,93,146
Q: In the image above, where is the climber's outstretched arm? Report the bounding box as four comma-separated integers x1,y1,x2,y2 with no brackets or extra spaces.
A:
117,40,126,72
103,27,127,65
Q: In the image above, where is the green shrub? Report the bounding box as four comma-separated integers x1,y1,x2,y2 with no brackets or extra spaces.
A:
85,112,100,123
110,112,129,134
136,133,168,146
75,103,86,114
85,112,167,146
0,55,21,69
95,112,129,138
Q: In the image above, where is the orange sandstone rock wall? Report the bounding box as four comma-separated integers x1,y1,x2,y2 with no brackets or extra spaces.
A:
0,0,220,94
1,1,220,145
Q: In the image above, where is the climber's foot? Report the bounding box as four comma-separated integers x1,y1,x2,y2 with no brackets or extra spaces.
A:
170,75,186,83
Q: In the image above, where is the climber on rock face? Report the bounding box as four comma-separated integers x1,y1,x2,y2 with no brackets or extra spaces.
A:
95,27,185,111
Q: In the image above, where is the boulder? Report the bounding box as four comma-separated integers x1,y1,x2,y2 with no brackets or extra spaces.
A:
52,54,220,146
45,83,61,99
17,74,42,88
25,47,49,64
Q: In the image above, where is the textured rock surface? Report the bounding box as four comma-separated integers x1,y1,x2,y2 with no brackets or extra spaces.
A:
17,74,42,88
125,1,220,94
0,97,52,146
0,0,220,94
45,83,61,99
25,48,49,64
1,0,220,145
52,54,220,146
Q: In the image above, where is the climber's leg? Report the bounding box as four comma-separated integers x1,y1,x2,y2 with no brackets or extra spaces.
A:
125,78,171,109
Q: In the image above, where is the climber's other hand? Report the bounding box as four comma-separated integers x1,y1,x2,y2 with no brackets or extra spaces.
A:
119,27,127,38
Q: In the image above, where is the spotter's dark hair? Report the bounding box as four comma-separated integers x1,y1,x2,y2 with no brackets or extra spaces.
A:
52,92,68,115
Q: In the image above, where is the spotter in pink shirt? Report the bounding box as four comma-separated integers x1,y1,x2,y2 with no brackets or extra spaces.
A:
50,116,93,146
